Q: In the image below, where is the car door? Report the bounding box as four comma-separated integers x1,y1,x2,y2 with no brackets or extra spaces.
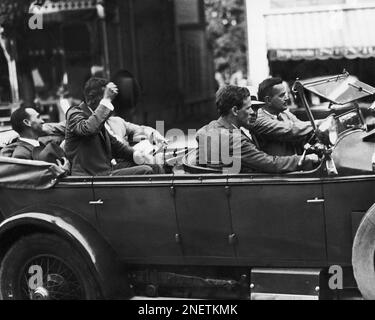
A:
92,175,182,264
322,175,375,264
173,175,236,263
228,174,327,264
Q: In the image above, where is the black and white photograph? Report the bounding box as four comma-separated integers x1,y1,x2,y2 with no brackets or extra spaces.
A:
0,0,374,307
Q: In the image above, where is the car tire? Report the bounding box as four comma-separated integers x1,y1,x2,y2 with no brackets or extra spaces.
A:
352,204,375,300
0,233,100,300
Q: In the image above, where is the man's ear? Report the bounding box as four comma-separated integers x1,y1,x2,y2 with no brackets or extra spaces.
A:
23,119,31,127
264,96,272,104
231,106,239,116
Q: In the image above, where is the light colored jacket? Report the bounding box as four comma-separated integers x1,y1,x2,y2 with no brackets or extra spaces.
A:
196,117,301,174
251,109,313,156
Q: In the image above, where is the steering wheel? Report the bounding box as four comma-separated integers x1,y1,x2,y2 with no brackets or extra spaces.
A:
297,138,326,169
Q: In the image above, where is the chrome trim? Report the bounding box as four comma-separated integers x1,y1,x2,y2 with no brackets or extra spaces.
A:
91,176,324,187
307,198,325,204
89,200,104,205
251,293,318,300
321,175,375,182
0,213,96,263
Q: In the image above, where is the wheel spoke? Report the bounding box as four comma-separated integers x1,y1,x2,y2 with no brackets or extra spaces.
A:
19,255,85,300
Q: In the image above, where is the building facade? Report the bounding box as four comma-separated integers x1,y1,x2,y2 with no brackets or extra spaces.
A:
246,0,375,86
0,0,215,129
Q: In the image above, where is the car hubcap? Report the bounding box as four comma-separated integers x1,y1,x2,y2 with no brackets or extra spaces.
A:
32,287,49,300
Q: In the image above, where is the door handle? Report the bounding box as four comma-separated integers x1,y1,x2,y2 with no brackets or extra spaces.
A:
89,199,104,205
307,198,325,204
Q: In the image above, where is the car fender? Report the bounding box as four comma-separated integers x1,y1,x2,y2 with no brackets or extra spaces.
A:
0,209,133,299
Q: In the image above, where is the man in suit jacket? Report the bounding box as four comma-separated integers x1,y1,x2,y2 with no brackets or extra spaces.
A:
0,107,69,170
196,85,319,174
250,77,314,156
65,77,153,176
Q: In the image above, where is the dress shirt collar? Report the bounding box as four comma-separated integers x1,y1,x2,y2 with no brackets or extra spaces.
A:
19,137,40,147
262,108,278,120
217,117,239,130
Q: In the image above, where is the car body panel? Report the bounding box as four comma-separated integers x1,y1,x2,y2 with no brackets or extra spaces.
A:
92,177,183,264
229,179,326,263
174,184,235,261
0,177,96,226
1,170,373,268
322,176,375,265
332,130,375,175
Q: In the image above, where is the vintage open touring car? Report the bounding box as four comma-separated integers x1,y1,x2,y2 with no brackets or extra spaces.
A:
0,73,375,300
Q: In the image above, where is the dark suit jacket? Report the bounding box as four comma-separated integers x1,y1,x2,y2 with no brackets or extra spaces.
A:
250,109,313,156
65,102,134,176
0,139,65,164
0,140,35,160
196,118,301,174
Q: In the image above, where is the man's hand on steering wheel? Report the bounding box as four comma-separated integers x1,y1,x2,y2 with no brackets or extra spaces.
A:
298,142,322,171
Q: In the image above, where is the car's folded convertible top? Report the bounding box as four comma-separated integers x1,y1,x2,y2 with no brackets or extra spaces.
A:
0,157,66,190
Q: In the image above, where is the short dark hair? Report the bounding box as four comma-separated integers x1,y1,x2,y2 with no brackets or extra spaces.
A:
84,77,109,108
216,85,250,116
257,77,283,102
11,107,30,134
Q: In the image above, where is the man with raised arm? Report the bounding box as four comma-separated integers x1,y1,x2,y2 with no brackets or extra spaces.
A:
65,77,153,176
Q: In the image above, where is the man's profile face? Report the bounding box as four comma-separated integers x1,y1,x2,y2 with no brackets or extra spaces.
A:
24,108,44,134
236,96,258,128
269,83,289,114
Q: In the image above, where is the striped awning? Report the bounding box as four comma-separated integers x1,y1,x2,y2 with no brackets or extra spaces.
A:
265,6,375,61
31,0,97,14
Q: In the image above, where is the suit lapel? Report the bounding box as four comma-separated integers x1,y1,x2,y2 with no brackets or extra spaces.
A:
102,127,112,156
240,127,260,148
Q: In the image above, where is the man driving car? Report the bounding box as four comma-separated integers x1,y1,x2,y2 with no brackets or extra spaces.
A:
250,77,314,156
196,85,319,174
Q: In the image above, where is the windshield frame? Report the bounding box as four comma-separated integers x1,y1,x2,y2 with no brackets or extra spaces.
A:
295,73,375,105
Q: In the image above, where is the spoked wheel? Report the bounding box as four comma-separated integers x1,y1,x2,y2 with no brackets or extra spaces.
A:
0,234,100,300
20,255,85,300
